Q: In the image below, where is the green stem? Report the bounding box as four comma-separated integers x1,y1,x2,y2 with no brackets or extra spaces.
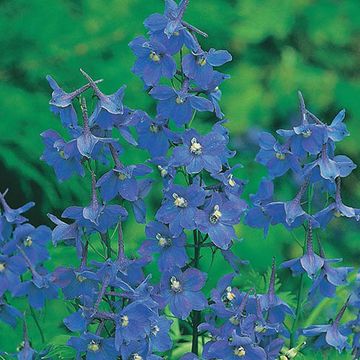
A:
30,306,45,344
191,229,201,355
290,273,304,348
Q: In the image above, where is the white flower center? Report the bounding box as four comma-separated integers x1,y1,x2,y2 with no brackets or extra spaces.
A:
121,315,129,327
24,236,33,247
228,174,236,187
173,193,188,208
275,152,285,160
149,51,161,62
209,205,222,224
234,346,246,357
170,276,182,292
190,137,202,155
156,233,171,247
0,263,5,272
87,341,100,352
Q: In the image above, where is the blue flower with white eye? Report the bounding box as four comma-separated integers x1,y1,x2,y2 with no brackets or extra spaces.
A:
196,193,245,250
182,48,232,88
41,130,84,181
161,267,207,319
130,36,176,86
255,132,301,178
150,85,213,127
171,128,228,174
156,183,205,236
0,254,26,296
139,221,188,271
302,298,350,353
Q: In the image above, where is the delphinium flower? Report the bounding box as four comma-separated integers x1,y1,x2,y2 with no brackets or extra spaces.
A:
0,297,22,328
160,267,207,319
0,189,35,224
150,82,214,127
40,130,84,181
302,298,350,352
139,221,188,271
196,192,245,250
130,36,177,86
281,222,324,279
156,183,205,236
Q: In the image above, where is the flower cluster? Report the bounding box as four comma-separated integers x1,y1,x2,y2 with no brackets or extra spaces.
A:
1,1,360,359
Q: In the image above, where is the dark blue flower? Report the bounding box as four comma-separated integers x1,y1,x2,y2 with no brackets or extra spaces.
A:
171,128,228,174
255,132,301,178
0,254,26,296
156,183,205,236
139,221,188,271
41,130,84,181
68,333,119,360
96,164,152,202
150,84,213,126
130,36,176,86
196,193,245,249
182,48,232,88
161,267,207,319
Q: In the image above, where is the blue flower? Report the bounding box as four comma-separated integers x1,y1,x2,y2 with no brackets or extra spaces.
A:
149,315,173,352
46,74,94,129
96,164,152,202
0,190,34,224
326,109,349,142
139,221,188,271
144,0,198,54
68,333,119,360
161,267,207,319
156,183,205,236
171,128,228,174
130,36,176,86
281,223,324,279
41,130,84,181
302,298,350,352
150,84,213,126
259,259,294,324
136,114,171,158
255,132,301,178
0,298,22,328
182,48,232,88
0,254,26,296
3,224,51,264
114,302,153,351
196,193,245,250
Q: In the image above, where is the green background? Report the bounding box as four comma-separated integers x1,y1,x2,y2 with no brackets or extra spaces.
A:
0,0,359,358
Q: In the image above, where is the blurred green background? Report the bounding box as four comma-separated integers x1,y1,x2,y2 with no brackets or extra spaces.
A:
0,0,360,357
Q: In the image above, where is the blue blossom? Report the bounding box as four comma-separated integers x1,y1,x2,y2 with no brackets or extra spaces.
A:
139,221,188,271
0,298,22,327
68,333,119,360
326,109,349,142
0,254,26,296
96,164,152,202
149,315,173,352
41,130,84,181
3,224,51,264
144,0,197,54
196,193,245,250
302,298,350,352
281,222,324,279
136,114,171,157
130,36,176,86
182,48,232,88
161,267,207,319
156,183,205,236
211,165,246,199
255,132,300,178
0,190,34,224
150,84,213,126
171,128,228,174
114,302,153,350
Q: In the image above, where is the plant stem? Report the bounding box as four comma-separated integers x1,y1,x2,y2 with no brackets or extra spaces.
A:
30,306,45,344
290,273,304,348
191,229,201,355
